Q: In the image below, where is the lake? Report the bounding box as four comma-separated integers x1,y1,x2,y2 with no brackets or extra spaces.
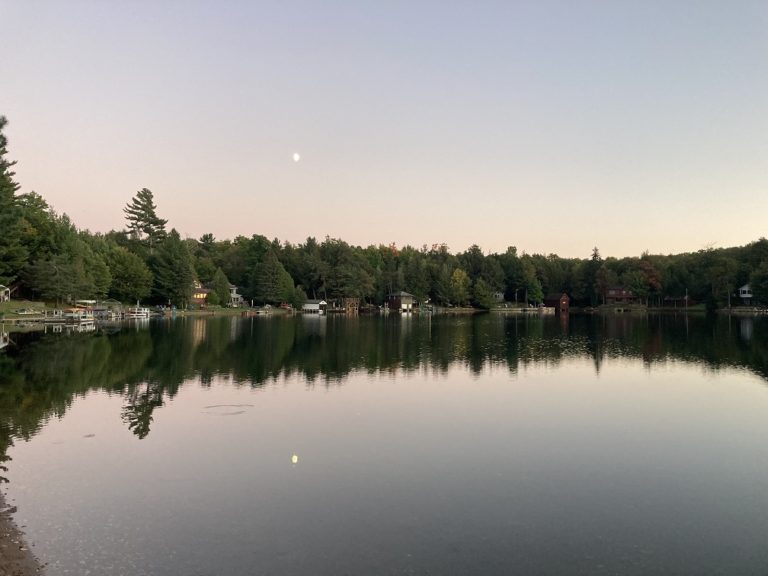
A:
2,312,768,575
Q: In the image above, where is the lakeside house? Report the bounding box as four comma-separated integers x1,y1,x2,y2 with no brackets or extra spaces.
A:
191,280,211,307
605,287,640,305
191,280,244,308
0,284,9,302
544,293,571,314
386,291,416,313
302,299,327,314
738,284,753,306
229,284,244,307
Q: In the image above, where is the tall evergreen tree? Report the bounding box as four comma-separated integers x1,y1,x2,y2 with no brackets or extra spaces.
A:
0,116,28,284
251,250,294,305
123,188,167,252
151,229,195,307
211,267,231,306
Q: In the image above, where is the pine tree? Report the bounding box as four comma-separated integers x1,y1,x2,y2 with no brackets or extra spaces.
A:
123,188,167,252
0,116,28,284
211,267,231,306
151,230,195,307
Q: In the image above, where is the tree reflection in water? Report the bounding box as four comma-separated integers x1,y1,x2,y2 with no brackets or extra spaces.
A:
1,313,767,482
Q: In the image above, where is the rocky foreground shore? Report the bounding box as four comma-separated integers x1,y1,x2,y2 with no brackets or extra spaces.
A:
0,492,43,576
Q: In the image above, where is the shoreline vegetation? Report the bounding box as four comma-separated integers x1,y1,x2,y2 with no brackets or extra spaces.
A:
1,116,768,319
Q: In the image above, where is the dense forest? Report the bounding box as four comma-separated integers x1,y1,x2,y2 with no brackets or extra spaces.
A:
1,115,767,310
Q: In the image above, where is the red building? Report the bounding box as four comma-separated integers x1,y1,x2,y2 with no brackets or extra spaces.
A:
544,293,570,314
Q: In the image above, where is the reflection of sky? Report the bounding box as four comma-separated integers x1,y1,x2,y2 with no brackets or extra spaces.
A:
2,2,768,257
8,358,768,575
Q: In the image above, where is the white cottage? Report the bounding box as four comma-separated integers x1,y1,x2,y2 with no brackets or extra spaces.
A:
738,284,753,306
302,299,327,314
0,284,10,302
228,284,244,307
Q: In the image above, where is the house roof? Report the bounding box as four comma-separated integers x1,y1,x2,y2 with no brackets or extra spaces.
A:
606,287,634,295
303,299,327,305
387,291,415,298
544,293,570,301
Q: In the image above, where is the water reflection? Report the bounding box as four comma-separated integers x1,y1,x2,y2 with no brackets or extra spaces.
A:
1,313,767,480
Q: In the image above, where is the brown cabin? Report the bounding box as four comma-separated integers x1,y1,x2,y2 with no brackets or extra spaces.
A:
544,293,570,314
605,287,640,305
386,291,416,312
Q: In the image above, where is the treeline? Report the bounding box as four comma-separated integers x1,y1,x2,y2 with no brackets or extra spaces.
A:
1,115,768,309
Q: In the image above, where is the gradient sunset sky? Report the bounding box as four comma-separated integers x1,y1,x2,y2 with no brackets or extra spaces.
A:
2,1,766,258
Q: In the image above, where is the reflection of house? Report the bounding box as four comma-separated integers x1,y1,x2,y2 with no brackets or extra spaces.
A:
0,284,9,302
386,291,416,312
605,287,639,305
738,284,753,306
192,280,211,307
544,293,570,314
302,299,327,314
229,284,244,307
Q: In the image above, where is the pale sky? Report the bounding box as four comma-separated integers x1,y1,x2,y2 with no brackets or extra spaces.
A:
1,1,766,258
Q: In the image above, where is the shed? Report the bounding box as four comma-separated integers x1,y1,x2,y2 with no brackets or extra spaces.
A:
543,293,570,314
302,299,327,314
0,285,9,302
738,284,753,306
386,291,416,312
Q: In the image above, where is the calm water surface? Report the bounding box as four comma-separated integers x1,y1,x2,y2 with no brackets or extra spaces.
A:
2,313,768,575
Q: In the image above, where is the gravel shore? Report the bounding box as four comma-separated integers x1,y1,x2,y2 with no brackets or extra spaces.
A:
0,491,43,576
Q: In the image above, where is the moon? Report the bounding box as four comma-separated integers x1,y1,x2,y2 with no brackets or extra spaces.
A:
292,153,301,163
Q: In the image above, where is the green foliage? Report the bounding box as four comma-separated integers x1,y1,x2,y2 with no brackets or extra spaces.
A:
472,278,496,309
319,237,374,299
211,267,231,306
750,262,768,305
107,246,152,302
2,113,768,312
18,192,57,263
450,268,470,306
251,250,293,305
23,217,112,302
151,229,195,307
0,116,28,284
123,188,167,253
521,256,543,304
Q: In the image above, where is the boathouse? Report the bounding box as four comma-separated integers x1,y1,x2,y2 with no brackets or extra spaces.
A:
302,299,327,314
544,293,570,314
738,284,753,306
386,291,416,312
